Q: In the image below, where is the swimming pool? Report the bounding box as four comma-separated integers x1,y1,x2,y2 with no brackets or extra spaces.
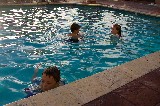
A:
0,4,160,105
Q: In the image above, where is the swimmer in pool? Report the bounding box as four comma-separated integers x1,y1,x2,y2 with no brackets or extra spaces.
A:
24,65,64,97
67,23,82,42
111,24,121,38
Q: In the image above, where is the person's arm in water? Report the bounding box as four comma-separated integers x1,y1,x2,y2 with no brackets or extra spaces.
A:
67,33,72,36
31,64,41,82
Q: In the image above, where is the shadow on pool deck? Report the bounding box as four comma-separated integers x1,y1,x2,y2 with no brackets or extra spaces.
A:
83,67,160,106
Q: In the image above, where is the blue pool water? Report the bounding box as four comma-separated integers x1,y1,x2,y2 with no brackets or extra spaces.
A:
0,4,160,105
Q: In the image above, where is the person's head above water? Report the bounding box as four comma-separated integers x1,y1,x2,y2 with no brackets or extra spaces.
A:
111,24,121,37
70,23,81,33
41,66,60,91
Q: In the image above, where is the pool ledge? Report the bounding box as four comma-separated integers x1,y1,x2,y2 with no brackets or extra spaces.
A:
6,51,160,106
0,2,159,17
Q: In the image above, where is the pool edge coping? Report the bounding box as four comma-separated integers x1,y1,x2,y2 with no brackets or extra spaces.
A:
6,51,160,106
0,2,159,17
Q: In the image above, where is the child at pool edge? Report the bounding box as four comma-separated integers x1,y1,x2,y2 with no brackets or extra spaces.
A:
111,24,121,38
67,23,82,42
25,65,63,97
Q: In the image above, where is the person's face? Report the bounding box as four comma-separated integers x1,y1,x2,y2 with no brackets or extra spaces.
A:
111,26,118,35
41,74,57,91
74,29,80,34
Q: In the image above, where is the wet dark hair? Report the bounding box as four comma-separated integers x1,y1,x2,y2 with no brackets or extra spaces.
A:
42,66,60,82
70,23,81,33
114,24,121,37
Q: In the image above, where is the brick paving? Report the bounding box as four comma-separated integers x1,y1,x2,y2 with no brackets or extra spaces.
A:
83,67,160,106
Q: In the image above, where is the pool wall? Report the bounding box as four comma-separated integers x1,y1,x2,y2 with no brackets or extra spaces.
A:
6,51,160,106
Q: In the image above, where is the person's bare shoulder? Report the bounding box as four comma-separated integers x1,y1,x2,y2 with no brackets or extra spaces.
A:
67,33,72,36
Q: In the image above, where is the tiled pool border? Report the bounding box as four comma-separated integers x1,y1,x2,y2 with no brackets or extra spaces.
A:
2,2,160,106
6,50,160,106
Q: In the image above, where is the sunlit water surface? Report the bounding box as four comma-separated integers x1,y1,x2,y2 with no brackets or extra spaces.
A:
0,4,160,105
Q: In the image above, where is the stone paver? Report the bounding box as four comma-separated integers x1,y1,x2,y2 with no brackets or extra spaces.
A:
83,67,160,106
84,92,135,106
138,67,160,93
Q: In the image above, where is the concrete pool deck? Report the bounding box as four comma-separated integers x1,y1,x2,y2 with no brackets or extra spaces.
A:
96,0,160,17
6,50,160,106
0,0,160,17
84,64,160,106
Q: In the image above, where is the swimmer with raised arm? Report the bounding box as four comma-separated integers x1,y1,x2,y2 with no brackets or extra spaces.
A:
25,65,64,97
